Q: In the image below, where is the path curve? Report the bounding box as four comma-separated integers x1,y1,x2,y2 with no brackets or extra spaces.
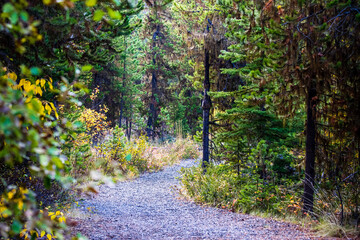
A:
72,159,315,240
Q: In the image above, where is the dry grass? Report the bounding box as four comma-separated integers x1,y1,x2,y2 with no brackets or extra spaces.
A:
143,136,200,171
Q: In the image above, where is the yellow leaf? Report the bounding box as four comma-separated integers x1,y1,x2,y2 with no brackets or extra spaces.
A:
50,215,56,220
45,104,52,115
49,102,56,111
25,96,32,103
86,0,96,7
41,231,46,237
41,78,46,87
19,79,26,87
47,233,52,240
30,230,39,237
48,82,53,90
7,72,17,81
55,211,61,216
8,189,16,199
36,86,43,96
59,216,66,223
23,81,33,93
49,77,53,83
18,200,23,210
48,212,54,216
36,79,40,85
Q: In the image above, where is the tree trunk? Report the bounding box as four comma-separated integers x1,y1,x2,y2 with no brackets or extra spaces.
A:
303,83,316,213
202,48,211,171
119,36,127,128
128,118,132,141
147,25,159,140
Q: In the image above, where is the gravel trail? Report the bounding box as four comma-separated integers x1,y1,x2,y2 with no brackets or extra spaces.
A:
72,159,315,240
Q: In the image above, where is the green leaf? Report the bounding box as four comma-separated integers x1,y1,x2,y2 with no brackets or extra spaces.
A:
2,3,14,13
93,10,104,21
30,67,42,76
0,116,12,131
85,0,97,7
39,155,50,166
10,12,19,24
20,11,29,21
107,8,122,20
11,220,22,234
52,157,64,169
82,65,93,72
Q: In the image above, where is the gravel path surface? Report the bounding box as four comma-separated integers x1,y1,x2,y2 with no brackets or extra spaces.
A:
72,159,316,240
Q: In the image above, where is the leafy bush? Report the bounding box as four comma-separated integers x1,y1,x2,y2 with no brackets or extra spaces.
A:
0,71,72,239
179,163,302,215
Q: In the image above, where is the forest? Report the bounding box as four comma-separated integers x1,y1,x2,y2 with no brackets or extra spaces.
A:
0,0,359,239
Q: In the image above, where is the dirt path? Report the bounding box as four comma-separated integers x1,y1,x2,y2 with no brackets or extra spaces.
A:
71,159,316,240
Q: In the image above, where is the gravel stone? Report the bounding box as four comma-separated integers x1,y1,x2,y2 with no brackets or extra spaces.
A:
72,159,318,240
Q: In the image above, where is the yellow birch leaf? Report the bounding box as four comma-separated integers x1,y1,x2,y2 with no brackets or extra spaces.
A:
36,86,43,96
47,233,52,240
8,72,17,81
41,231,45,237
8,189,16,199
55,211,60,216
59,216,66,223
18,200,23,210
48,212,54,216
23,82,32,93
49,77,53,83
19,79,26,87
40,78,46,87
36,79,40,85
49,102,56,111
25,96,32,103
50,215,56,220
45,104,52,115
48,82,53,90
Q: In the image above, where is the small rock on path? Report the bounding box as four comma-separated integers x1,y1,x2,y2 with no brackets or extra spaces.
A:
71,159,317,240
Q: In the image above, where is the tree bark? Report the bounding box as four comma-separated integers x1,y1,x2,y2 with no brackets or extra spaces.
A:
303,83,316,213
147,25,159,140
202,47,211,171
119,36,127,128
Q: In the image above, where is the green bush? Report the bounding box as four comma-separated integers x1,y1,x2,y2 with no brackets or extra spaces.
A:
179,162,303,215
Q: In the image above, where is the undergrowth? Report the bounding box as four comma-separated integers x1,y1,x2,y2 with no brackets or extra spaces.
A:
179,163,359,239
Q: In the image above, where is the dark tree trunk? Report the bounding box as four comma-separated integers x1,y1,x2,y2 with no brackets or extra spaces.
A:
146,73,157,140
202,48,211,171
303,83,317,213
147,25,159,140
128,118,132,141
125,117,129,138
119,37,127,128
119,103,123,127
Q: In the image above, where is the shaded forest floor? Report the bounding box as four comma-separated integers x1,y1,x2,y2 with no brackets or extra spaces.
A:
67,159,338,240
